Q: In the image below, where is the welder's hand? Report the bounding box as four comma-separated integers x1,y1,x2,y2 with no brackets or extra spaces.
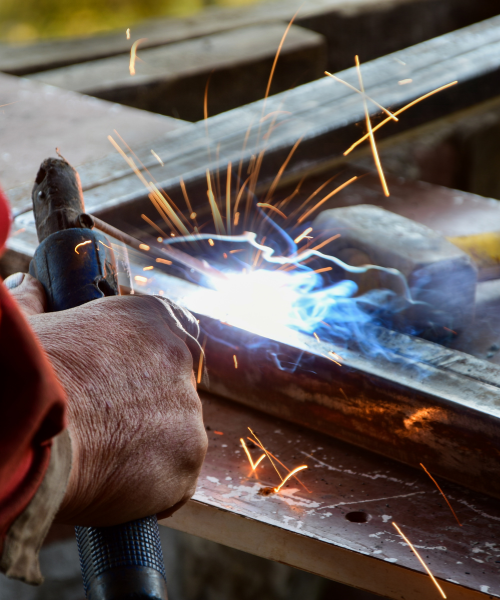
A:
4,272,47,316
8,273,207,526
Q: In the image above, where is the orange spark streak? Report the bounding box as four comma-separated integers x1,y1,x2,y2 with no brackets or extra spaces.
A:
392,522,447,599
143,266,153,271
197,337,207,385
240,438,266,471
355,55,389,197
148,193,177,234
206,170,226,234
287,175,340,222
141,213,168,238
312,266,332,274
150,183,190,236
420,463,462,526
344,81,458,156
135,275,148,283
233,174,252,224
278,176,306,210
234,212,240,226
257,203,287,219
156,258,172,265
98,240,112,250
264,9,300,102
298,178,357,224
313,332,321,342
151,149,164,166
329,351,342,362
233,355,238,368
443,326,457,335
74,240,91,254
263,136,303,204
230,249,244,254
249,428,283,481
274,465,308,493
324,353,341,366
139,243,150,251
325,71,397,121
249,439,311,493
214,431,224,435
179,179,194,218
129,38,147,76
294,227,313,244
208,239,214,246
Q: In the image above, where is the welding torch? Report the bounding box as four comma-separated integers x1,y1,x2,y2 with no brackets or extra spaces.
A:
29,157,168,600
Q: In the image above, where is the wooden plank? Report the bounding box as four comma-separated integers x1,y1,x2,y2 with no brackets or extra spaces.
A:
160,393,500,599
0,0,498,76
26,24,326,122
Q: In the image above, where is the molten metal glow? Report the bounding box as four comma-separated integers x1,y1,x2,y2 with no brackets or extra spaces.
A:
74,240,91,254
392,522,446,598
355,55,389,197
274,465,308,493
420,463,462,526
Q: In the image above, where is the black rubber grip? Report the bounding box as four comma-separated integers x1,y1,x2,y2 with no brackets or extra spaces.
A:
75,516,168,600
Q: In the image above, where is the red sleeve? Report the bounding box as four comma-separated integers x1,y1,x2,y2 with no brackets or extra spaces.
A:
0,188,67,557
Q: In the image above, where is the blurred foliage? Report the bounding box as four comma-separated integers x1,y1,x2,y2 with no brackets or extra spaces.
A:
0,0,267,43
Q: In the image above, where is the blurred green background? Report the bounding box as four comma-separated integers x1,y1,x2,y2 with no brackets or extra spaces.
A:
0,0,267,43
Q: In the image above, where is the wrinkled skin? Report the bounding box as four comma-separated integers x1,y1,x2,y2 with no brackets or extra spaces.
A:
5,273,207,527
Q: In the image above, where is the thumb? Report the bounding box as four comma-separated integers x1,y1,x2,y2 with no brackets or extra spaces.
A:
4,272,47,316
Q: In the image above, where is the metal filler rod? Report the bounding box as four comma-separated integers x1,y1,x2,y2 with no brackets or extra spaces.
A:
29,157,168,600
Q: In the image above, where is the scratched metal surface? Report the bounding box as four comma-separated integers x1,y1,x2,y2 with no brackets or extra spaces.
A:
197,392,500,597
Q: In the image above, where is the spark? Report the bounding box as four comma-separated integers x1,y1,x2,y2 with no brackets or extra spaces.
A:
157,237,163,242
223,253,228,259
156,258,172,265
206,170,226,234
329,351,342,362
233,355,238,368
294,227,313,244
143,266,153,271
339,388,348,401
392,522,446,598
313,332,321,342
257,203,287,219
274,465,308,493
98,240,112,250
126,28,130,39
208,239,215,246
214,431,224,435
230,249,244,254
264,9,300,102
151,149,164,166
190,212,197,219
141,214,167,238
443,326,457,335
344,81,458,156
420,463,462,526
312,266,332,274
180,179,195,218
249,439,311,493
310,233,341,252
324,354,341,366
355,55,389,197
287,175,339,221
197,336,207,385
263,136,303,204
134,275,148,283
150,182,191,236
74,240,91,254
129,38,147,76
240,438,266,471
399,79,413,85
325,71,398,121
139,243,150,251
249,428,283,481
297,177,358,224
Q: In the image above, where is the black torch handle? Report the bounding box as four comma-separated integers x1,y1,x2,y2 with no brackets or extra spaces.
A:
29,159,168,600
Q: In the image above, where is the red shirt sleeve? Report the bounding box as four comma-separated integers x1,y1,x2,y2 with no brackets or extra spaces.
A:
0,188,67,556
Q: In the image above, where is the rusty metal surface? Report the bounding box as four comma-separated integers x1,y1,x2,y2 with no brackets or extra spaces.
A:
180,392,500,598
